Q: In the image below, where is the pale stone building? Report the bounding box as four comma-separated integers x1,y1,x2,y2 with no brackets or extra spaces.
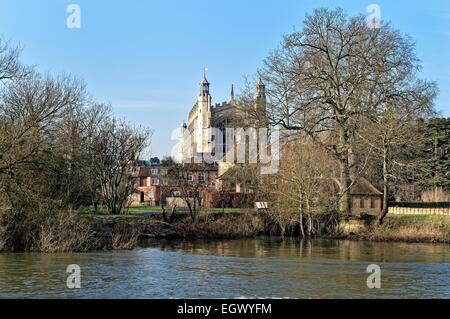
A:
179,73,267,165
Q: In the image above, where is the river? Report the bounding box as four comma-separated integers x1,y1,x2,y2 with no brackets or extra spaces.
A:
1,239,449,298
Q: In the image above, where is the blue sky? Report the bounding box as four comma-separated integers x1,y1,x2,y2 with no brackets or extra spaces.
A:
1,0,449,157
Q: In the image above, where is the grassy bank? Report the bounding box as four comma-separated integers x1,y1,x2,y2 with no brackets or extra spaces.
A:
3,207,450,253
0,206,261,253
349,214,450,244
78,206,243,221
90,211,262,240
79,212,450,246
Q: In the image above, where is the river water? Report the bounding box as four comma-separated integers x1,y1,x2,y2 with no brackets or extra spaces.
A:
1,239,450,298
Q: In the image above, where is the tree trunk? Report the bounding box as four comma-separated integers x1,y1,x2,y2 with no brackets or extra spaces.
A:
169,204,177,223
299,212,305,238
379,142,389,225
339,160,352,215
186,200,194,222
338,125,353,216
306,199,312,236
308,215,313,237
161,205,168,223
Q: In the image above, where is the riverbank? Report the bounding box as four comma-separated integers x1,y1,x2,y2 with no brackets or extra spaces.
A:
0,207,261,253
347,215,450,244
2,208,450,253
91,212,450,245
91,211,261,241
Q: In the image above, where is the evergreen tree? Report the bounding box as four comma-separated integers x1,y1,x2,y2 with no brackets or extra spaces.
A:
416,118,450,192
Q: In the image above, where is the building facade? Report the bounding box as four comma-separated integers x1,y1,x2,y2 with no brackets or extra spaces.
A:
132,163,219,208
179,73,267,164
132,74,269,209
350,178,383,215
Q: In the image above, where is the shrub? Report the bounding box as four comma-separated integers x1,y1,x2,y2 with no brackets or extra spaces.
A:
0,205,97,252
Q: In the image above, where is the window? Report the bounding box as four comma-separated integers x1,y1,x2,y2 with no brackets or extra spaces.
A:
187,173,193,181
151,169,159,175
148,192,154,199
139,177,147,187
198,172,205,183
160,169,168,176
370,197,376,209
359,196,365,209
151,178,159,186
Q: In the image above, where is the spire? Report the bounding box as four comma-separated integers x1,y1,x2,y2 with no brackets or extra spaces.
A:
256,76,265,97
230,84,235,102
255,76,266,113
199,67,210,96
201,67,209,84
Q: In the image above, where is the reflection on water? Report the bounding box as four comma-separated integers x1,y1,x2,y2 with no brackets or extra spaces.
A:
1,239,450,298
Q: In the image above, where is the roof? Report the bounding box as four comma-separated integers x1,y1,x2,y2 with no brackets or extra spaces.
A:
200,76,209,84
350,178,383,196
136,164,218,178
218,165,258,183
137,167,151,177
181,163,219,172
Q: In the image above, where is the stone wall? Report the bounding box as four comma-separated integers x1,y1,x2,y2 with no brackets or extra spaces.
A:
339,218,367,235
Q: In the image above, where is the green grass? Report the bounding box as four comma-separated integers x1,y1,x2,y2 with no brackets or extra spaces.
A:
389,214,450,223
127,206,243,215
77,205,243,221
387,214,450,232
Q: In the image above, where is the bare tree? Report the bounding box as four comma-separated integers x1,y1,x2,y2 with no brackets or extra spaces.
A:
159,186,178,223
79,103,112,211
259,8,436,214
95,120,151,215
0,37,154,250
0,38,27,85
263,140,339,237
0,72,86,208
163,158,206,222
359,93,436,224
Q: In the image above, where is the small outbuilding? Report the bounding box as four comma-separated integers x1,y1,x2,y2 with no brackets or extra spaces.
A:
350,178,383,215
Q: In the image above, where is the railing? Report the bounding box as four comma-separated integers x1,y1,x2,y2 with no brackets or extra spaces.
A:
388,202,450,215
389,202,450,208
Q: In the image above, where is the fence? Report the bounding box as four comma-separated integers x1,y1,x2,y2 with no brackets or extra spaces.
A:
388,202,450,216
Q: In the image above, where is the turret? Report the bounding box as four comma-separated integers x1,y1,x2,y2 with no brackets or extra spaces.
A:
230,84,235,103
199,75,210,97
254,77,266,112
196,69,212,153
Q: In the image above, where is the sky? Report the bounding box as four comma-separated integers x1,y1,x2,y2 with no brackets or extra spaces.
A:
1,0,450,157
